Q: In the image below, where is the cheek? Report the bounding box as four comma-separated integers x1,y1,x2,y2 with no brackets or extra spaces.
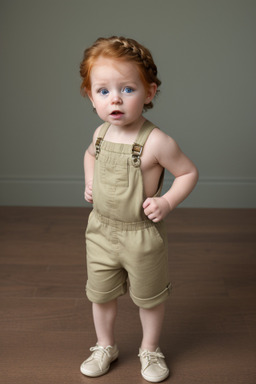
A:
93,101,107,118
93,98,105,110
129,97,146,110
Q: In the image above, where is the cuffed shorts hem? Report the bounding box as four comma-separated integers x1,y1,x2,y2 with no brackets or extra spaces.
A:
86,281,127,304
129,283,172,309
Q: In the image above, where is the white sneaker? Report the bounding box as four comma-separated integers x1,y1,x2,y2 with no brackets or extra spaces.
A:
80,343,119,377
139,347,169,382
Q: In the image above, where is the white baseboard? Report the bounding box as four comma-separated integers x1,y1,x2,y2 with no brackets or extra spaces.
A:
0,175,255,208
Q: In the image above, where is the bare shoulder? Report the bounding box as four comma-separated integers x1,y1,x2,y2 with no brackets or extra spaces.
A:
87,124,104,156
145,126,198,179
145,128,180,159
92,124,104,144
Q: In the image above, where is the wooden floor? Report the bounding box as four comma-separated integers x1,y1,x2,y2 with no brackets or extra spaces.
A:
0,207,255,384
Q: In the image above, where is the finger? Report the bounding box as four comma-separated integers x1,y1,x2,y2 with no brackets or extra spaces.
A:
147,211,157,220
84,192,93,203
144,206,154,217
142,198,151,209
144,206,149,215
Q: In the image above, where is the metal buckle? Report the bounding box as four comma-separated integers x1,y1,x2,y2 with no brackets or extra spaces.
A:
95,138,103,159
132,143,143,167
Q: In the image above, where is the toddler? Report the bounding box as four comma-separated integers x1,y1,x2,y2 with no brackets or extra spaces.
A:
79,36,198,382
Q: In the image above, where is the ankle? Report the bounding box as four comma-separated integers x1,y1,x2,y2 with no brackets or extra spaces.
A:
97,340,115,348
140,344,158,352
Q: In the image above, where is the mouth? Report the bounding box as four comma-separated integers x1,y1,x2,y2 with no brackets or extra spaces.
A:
110,110,124,116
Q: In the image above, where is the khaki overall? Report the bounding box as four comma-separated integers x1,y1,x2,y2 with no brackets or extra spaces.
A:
85,120,171,309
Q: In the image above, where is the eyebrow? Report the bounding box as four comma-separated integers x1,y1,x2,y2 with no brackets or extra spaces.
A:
92,80,138,88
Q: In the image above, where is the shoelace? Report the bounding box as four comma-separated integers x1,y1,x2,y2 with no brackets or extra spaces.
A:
138,350,166,371
90,345,112,358
89,345,112,369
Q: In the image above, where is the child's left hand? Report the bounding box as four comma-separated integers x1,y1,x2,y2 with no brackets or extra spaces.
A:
143,197,171,222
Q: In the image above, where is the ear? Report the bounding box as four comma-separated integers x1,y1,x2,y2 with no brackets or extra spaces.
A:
145,83,157,104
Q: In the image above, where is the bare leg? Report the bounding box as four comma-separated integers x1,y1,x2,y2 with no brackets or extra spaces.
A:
139,302,165,351
92,299,118,347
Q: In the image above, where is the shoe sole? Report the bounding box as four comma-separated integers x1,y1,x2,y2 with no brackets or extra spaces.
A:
141,368,169,383
80,354,119,377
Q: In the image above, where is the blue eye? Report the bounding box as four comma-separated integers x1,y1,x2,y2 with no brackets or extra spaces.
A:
123,87,134,94
99,88,109,96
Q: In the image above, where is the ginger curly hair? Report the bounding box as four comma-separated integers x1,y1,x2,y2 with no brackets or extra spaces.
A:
80,36,161,110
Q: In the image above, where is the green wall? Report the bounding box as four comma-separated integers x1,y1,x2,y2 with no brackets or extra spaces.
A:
1,0,255,207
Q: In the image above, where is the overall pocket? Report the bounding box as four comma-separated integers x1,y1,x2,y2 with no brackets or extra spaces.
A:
99,158,129,188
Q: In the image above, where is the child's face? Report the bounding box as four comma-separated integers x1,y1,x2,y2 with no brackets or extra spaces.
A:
87,57,156,128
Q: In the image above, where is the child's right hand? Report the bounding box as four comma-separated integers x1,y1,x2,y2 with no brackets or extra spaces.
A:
84,180,93,203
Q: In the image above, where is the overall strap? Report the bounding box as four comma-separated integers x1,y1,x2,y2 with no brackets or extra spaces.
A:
98,122,111,138
95,122,110,159
131,120,156,167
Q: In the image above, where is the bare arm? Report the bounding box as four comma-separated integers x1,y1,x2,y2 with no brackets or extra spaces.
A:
84,145,95,203
83,126,101,204
143,130,199,222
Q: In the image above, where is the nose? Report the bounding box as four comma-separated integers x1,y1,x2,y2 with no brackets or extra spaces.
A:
111,93,123,105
